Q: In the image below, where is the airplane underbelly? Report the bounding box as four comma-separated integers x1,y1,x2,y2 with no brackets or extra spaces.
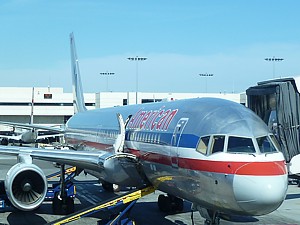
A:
142,160,241,213
198,171,239,212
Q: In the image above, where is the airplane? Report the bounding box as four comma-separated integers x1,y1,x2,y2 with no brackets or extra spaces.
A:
0,33,288,225
0,87,63,145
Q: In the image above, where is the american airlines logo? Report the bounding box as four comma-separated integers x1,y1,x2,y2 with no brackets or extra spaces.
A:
128,107,178,131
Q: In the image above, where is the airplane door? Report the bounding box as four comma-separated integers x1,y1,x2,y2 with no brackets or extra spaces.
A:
170,118,189,168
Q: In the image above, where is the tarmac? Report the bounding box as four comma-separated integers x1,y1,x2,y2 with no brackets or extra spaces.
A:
0,155,299,225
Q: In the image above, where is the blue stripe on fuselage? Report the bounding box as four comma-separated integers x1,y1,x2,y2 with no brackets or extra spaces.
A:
67,127,200,149
125,130,199,148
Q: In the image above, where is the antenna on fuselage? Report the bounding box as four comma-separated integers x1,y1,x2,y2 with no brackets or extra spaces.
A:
70,32,87,114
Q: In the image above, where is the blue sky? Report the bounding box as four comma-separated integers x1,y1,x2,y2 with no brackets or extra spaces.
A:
0,0,300,94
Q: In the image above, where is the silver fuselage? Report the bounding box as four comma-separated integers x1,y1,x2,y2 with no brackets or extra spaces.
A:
65,97,288,216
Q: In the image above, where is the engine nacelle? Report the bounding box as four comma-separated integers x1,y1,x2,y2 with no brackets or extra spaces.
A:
5,163,47,211
20,130,38,143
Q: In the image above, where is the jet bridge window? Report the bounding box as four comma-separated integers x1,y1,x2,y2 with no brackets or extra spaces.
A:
256,135,278,153
227,136,255,153
196,136,210,155
211,135,225,154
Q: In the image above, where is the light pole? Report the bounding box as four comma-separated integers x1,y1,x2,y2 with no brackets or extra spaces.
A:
127,56,147,104
264,56,284,79
199,73,214,93
99,72,115,91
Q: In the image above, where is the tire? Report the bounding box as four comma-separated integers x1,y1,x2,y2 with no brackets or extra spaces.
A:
158,194,172,212
52,196,63,215
102,181,114,192
173,197,184,212
66,197,75,214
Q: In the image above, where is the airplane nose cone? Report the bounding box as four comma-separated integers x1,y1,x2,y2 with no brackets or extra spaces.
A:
233,162,288,215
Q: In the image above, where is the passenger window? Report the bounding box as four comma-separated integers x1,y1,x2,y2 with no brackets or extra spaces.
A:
211,135,225,154
142,133,145,142
257,136,278,153
227,136,255,153
196,136,210,155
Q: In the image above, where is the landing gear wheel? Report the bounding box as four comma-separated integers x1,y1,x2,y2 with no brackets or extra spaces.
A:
52,195,74,215
204,218,220,225
157,194,184,213
112,184,121,192
158,194,172,212
102,181,120,192
204,210,220,225
173,197,184,212
0,138,8,146
102,181,114,192
52,195,63,215
65,197,75,214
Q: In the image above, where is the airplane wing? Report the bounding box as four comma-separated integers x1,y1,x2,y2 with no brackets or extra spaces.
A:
0,130,64,142
0,144,145,212
0,134,22,141
0,121,64,133
0,144,143,186
0,145,110,169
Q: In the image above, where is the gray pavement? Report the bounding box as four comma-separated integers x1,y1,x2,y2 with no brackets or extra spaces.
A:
0,156,299,225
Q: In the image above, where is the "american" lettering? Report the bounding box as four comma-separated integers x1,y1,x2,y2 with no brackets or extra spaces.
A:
128,107,178,131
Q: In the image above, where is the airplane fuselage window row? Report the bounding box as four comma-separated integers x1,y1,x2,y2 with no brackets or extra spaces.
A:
196,134,279,155
126,130,163,145
97,129,165,145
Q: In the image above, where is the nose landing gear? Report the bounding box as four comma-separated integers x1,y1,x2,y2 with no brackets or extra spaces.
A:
192,204,220,225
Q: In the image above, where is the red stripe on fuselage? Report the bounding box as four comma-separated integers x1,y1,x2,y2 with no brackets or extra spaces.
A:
129,149,287,176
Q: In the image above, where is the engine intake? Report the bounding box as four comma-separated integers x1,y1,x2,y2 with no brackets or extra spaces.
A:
5,163,47,211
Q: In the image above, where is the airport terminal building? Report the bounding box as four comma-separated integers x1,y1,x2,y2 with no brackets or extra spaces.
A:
0,87,245,129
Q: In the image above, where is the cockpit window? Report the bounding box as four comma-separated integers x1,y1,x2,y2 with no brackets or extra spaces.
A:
227,136,256,153
211,135,225,154
269,134,281,151
256,135,278,153
196,136,210,155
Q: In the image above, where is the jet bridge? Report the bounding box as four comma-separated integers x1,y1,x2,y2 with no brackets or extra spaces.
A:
246,77,300,176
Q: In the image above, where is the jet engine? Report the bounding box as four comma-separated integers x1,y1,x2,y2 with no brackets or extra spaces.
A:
20,129,38,143
5,163,47,211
